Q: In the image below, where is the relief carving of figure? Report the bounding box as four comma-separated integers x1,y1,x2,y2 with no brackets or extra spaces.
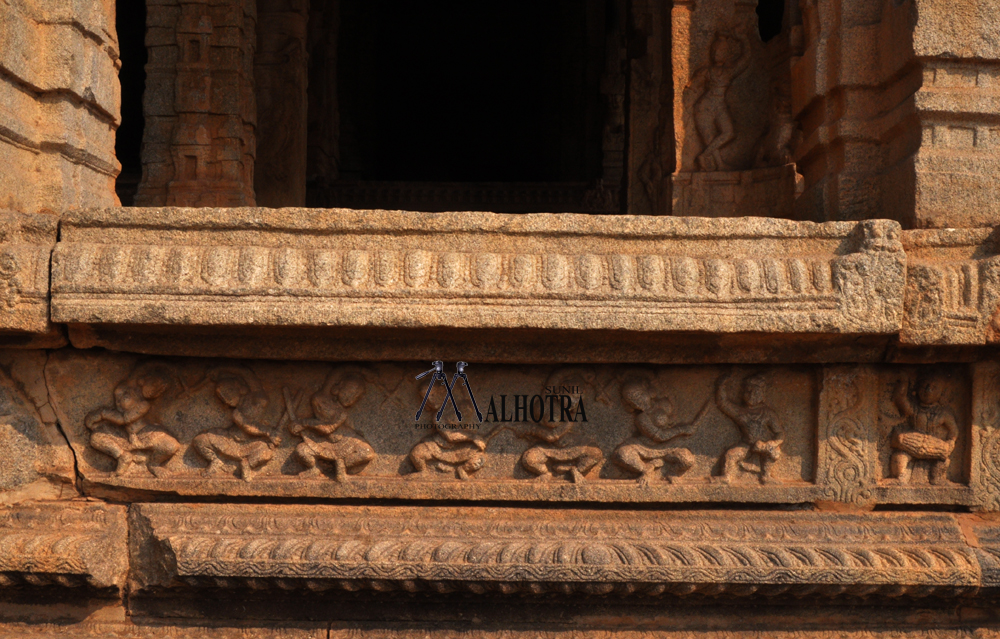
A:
408,381,501,481
85,363,182,477
514,369,604,483
713,370,785,484
192,368,281,482
613,378,701,484
889,374,958,485
287,369,375,481
686,29,753,172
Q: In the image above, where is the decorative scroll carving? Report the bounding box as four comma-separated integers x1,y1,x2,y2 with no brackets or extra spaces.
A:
130,504,980,597
973,362,1000,511
818,367,877,506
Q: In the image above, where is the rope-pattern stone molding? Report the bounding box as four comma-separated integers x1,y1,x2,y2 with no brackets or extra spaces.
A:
0,502,126,589
130,504,992,598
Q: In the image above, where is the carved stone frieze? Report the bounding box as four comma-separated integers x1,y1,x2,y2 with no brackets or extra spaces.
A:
0,502,126,590
42,351,1000,510
130,504,979,597
47,352,827,503
50,209,905,337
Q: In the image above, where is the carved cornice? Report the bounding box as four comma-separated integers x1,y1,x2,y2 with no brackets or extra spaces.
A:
131,505,982,598
50,209,905,336
0,503,126,589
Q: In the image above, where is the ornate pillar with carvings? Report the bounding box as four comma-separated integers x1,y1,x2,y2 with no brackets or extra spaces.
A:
136,0,257,207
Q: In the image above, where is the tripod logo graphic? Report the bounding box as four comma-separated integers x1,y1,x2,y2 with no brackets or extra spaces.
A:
415,361,484,423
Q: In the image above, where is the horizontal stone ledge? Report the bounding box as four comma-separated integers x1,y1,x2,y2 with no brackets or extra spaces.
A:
129,504,990,598
50,208,906,337
0,502,126,590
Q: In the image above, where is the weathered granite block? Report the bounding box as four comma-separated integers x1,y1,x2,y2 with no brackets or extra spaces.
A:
50,208,905,338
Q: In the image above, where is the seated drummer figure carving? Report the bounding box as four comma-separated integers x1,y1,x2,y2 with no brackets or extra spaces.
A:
288,370,375,481
409,382,489,481
713,371,785,484
85,363,181,478
613,378,699,484
889,374,958,485
193,368,281,482
516,369,603,483
687,28,753,172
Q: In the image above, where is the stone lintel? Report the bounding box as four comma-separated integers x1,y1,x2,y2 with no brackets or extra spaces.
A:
50,208,906,345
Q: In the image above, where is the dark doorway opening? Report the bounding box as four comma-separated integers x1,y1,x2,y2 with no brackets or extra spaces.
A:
756,0,785,42
310,0,621,212
115,0,147,206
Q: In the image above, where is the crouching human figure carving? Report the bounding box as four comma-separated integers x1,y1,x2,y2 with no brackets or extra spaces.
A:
515,369,603,483
613,378,701,484
85,362,182,477
193,367,281,482
889,374,957,485
287,369,375,481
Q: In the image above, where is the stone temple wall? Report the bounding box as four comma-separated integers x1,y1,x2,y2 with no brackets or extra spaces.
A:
0,0,120,213
1,0,1000,637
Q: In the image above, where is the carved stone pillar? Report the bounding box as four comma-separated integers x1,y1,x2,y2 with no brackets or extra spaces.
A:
0,0,120,212
136,0,257,207
794,0,999,228
254,0,309,208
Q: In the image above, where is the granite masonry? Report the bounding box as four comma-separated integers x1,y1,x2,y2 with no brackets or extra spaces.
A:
2,0,1000,637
